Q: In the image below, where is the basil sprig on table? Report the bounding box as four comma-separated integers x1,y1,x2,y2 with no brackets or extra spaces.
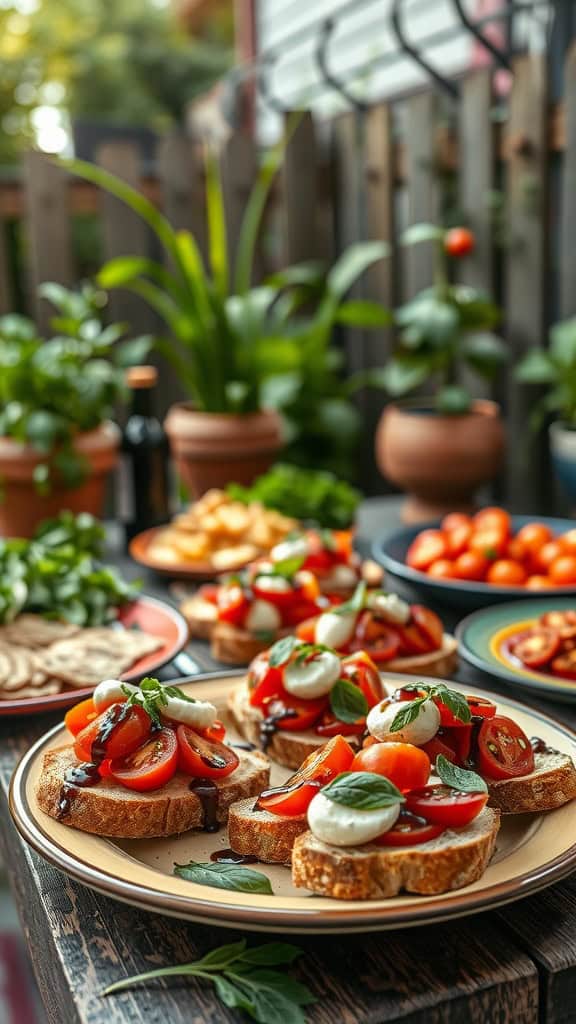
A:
330,678,368,723
121,677,197,726
390,682,471,733
435,754,488,794
174,860,273,895
322,771,405,810
101,939,315,1024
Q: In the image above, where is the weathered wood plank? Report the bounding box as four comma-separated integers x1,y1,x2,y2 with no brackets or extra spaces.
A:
219,129,259,284
281,111,321,265
504,54,548,511
24,152,74,332
403,91,440,300
560,43,576,319
0,219,11,314
156,132,207,255
459,69,495,295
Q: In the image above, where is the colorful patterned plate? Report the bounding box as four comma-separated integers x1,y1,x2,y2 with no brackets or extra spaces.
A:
457,597,576,701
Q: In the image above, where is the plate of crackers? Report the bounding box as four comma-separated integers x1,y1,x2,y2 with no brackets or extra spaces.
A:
130,489,299,580
0,596,189,717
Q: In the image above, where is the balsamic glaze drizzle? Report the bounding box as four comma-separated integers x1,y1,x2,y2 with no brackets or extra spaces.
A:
210,849,258,865
189,777,220,832
259,709,298,751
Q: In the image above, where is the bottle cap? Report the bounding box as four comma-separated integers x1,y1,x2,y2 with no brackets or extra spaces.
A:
125,365,157,389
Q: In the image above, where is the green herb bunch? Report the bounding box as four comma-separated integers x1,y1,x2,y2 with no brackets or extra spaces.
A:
0,282,149,491
102,939,315,1024
516,317,576,427
0,511,140,625
228,464,361,529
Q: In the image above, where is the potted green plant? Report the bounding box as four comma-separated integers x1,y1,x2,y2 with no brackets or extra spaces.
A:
66,146,389,496
0,283,143,537
371,225,507,521
517,317,576,502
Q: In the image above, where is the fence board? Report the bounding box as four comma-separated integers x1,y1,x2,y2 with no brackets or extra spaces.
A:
24,152,74,331
157,132,207,255
220,130,259,284
404,91,440,300
560,43,576,318
504,54,548,511
281,111,321,265
0,221,10,314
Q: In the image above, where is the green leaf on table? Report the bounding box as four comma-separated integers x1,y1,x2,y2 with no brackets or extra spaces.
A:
330,678,369,723
174,861,274,895
239,943,302,966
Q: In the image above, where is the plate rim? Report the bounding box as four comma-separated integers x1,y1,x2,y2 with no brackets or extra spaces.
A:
129,526,253,580
372,515,576,598
9,671,576,933
0,594,189,717
456,597,576,699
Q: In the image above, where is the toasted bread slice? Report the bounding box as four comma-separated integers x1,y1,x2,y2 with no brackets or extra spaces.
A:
211,622,291,667
36,745,270,839
384,633,458,679
292,806,500,899
488,749,576,814
228,678,347,769
180,595,218,641
228,796,307,864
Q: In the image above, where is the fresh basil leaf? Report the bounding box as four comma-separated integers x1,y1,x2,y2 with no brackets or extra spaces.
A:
195,940,247,970
174,861,273,895
322,771,404,810
332,581,367,617
230,978,307,1024
432,685,471,724
163,685,197,704
293,642,331,665
213,975,253,1013
271,555,305,579
389,697,427,733
435,754,488,793
269,635,301,667
330,678,368,723
254,630,277,644
239,943,302,966
232,967,315,1005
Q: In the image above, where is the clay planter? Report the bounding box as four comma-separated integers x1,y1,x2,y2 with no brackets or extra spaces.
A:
164,404,283,498
375,399,505,523
0,421,120,538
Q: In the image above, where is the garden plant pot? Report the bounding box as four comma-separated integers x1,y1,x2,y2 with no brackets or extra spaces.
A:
375,399,505,523
164,404,283,498
549,421,576,504
0,421,120,538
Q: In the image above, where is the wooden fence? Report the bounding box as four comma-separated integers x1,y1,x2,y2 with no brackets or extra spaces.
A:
2,45,576,507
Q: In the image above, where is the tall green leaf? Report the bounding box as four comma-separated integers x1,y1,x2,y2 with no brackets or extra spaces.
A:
326,241,389,300
204,147,229,297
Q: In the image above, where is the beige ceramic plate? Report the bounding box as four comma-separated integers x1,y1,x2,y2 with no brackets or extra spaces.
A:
10,672,576,934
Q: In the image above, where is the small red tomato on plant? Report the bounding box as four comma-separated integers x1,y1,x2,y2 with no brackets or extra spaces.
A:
444,227,475,257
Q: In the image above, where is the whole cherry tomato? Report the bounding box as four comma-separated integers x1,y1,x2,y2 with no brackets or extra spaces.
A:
428,558,457,579
473,507,511,536
441,513,472,532
406,530,447,572
549,555,576,586
352,742,430,792
444,227,475,257
560,529,576,555
516,522,553,558
536,540,565,573
444,523,473,558
526,575,555,591
469,529,508,561
486,559,527,586
453,550,488,581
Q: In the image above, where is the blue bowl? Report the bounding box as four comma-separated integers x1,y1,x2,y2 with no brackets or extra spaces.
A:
372,515,576,610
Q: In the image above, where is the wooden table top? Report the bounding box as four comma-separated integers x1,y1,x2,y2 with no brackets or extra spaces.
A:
1,498,575,1024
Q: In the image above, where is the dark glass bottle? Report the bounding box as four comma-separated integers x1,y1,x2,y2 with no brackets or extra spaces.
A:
119,365,170,544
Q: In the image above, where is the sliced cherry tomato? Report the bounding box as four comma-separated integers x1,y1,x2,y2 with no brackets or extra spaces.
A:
427,558,457,579
441,513,472,533
202,719,226,743
250,576,298,608
351,742,430,792
421,735,458,765
374,810,445,846
466,696,497,719
477,715,534,780
198,584,219,605
541,610,576,630
411,605,443,649
266,694,328,732
473,507,511,536
350,612,401,663
257,735,355,815
406,785,488,827
74,703,152,763
282,599,323,627
315,712,365,737
247,651,285,708
444,226,475,257
437,724,472,764
397,622,434,656
340,650,384,707
513,627,560,668
486,559,527,586
65,698,98,737
406,530,447,572
176,724,239,778
217,584,250,627
551,649,576,679
454,550,488,581
295,617,318,643
109,728,178,792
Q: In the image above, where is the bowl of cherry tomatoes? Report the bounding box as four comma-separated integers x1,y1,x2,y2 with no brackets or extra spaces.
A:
372,508,576,609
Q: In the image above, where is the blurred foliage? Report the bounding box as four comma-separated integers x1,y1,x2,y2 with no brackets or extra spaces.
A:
0,0,232,165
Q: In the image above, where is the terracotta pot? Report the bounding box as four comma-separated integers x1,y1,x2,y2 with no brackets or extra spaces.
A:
375,399,505,523
164,404,283,498
0,421,120,538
